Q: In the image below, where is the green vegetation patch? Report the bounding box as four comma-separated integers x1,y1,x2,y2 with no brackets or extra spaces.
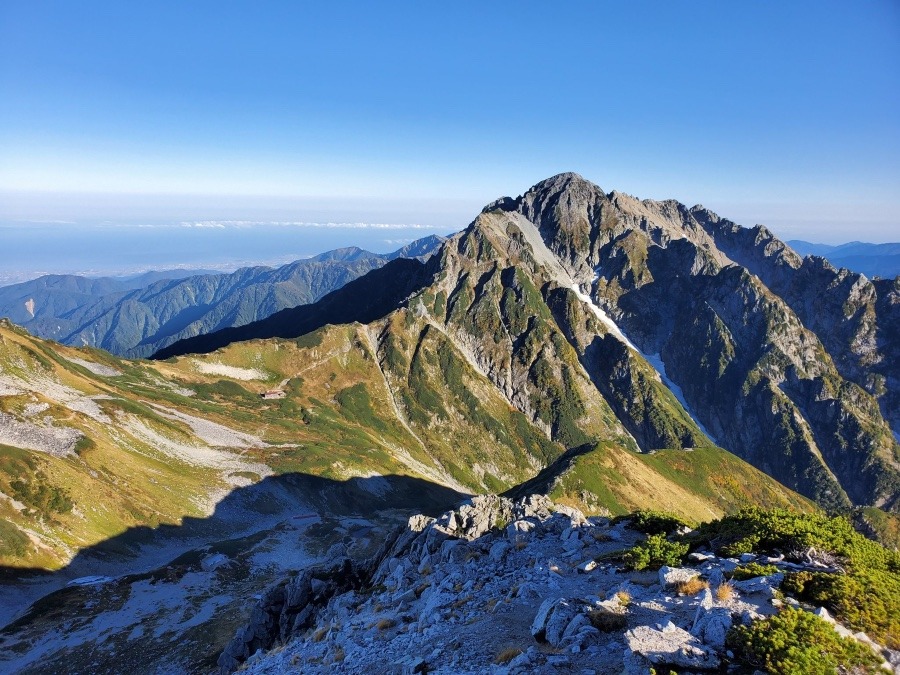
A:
690,507,900,572
335,383,389,434
782,569,900,649
193,379,255,401
623,533,688,570
10,473,73,514
0,519,30,558
727,607,882,674
620,510,689,535
731,562,779,581
691,508,900,648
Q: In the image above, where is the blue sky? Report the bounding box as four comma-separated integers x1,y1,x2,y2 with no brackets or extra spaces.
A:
1,1,898,242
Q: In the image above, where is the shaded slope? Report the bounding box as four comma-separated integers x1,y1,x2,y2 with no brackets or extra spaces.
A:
0,237,445,359
152,258,433,359
492,173,900,511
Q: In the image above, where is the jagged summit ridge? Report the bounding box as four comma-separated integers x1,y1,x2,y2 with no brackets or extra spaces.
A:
478,174,899,510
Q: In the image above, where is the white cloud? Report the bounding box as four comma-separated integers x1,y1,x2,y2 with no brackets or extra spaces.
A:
177,220,434,230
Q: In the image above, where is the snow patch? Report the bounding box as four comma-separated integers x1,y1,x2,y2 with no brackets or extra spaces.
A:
573,281,717,446
504,209,719,449
66,576,114,587
644,353,718,444
570,284,639,351
65,357,122,377
192,360,268,381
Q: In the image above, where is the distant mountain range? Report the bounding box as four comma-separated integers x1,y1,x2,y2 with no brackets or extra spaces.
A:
0,236,445,359
788,240,900,279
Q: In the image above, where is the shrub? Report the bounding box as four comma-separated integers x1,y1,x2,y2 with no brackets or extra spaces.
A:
783,569,900,649
10,476,73,514
494,647,522,664
732,562,778,580
0,520,29,558
727,608,882,674
588,608,628,632
374,618,396,631
623,533,689,570
615,590,632,606
675,578,709,595
715,582,735,602
625,510,689,535
691,508,900,572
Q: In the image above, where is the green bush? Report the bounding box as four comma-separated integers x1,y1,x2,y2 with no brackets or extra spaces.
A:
624,510,689,535
10,476,73,514
783,569,900,649
732,562,779,581
727,608,882,674
691,507,900,572
0,519,30,558
623,533,688,570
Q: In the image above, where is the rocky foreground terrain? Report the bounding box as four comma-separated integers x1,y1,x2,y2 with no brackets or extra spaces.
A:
223,496,899,674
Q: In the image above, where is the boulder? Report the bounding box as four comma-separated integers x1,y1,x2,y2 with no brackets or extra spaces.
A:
659,566,701,587
625,623,721,670
531,597,560,642
691,606,732,650
552,503,587,525
733,573,783,596
515,494,555,520
544,600,579,647
577,559,597,574
813,606,835,624
489,540,510,562
507,519,535,543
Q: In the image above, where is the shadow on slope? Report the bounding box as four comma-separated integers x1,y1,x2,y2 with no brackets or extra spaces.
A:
152,257,435,359
0,472,469,630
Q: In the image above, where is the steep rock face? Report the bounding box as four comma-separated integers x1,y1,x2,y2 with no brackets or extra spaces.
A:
692,209,898,433
493,174,899,511
874,277,900,434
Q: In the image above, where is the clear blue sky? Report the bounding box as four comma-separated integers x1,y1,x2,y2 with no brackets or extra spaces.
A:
1,1,898,242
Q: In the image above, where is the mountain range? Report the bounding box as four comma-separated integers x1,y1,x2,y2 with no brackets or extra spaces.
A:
0,237,445,359
156,173,900,515
788,240,900,279
1,173,898,672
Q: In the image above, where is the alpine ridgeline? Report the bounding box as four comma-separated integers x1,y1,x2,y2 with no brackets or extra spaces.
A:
0,236,445,359
158,173,900,515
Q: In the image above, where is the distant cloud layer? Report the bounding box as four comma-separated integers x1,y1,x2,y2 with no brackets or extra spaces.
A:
177,221,434,230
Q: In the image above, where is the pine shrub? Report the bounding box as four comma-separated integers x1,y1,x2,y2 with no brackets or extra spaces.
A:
726,608,882,674
623,533,688,570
